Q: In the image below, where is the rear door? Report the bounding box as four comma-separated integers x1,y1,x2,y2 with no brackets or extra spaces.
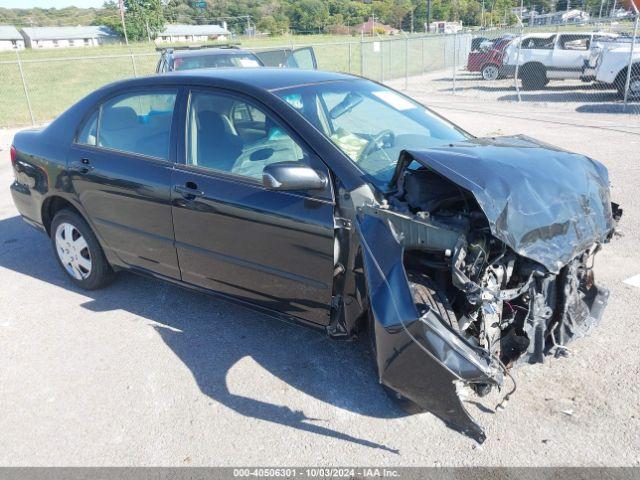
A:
68,88,181,279
253,47,317,69
552,34,591,79
170,88,334,325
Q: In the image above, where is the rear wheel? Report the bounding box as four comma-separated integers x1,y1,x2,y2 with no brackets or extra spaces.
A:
481,63,499,81
617,73,640,100
51,209,114,290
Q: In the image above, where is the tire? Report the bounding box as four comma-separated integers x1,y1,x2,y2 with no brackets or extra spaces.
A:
51,209,114,290
616,72,640,100
481,63,499,81
520,65,549,90
407,273,459,332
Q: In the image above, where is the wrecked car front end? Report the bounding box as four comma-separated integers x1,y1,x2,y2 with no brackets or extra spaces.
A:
342,136,621,442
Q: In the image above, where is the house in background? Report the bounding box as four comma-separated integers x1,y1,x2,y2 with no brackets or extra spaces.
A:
354,18,400,36
20,26,119,49
155,23,230,43
0,26,25,50
426,21,463,34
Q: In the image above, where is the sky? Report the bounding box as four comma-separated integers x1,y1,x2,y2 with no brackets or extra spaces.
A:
1,0,105,8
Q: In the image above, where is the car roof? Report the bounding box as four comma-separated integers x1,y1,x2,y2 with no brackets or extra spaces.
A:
169,48,256,59
108,68,358,93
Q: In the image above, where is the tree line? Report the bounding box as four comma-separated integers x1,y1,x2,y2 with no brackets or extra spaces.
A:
1,0,620,42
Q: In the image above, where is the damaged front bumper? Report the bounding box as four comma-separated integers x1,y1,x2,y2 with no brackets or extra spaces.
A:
349,137,622,442
359,211,613,442
358,213,503,442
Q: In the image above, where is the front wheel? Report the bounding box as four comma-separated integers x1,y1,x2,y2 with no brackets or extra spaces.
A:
51,209,114,290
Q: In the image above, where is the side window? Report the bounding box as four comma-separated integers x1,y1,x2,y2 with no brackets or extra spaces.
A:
186,91,316,182
77,110,98,146
287,48,316,69
97,91,177,160
522,35,555,50
559,35,590,51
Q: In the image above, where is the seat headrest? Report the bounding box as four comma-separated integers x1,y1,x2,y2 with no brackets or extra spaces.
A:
197,111,227,137
101,106,138,131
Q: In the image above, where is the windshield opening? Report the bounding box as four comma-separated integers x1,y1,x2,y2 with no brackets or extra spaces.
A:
274,80,471,190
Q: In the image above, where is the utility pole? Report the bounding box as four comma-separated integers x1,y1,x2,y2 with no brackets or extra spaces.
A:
118,0,129,45
481,0,485,27
372,9,376,36
426,0,431,32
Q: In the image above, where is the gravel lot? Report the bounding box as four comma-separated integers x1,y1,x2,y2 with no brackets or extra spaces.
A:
1,87,639,466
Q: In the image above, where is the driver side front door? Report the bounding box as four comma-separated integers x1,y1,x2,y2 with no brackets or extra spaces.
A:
171,89,335,325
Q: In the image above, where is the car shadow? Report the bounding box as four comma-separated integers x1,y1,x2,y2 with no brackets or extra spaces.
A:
439,80,629,104
497,90,621,103
0,215,401,454
576,103,640,114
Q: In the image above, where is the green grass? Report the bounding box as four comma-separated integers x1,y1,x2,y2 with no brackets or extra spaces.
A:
0,33,460,127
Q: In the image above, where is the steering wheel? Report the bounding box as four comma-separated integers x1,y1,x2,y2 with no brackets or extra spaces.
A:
359,129,395,161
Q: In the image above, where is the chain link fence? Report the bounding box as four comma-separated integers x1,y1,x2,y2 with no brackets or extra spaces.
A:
0,19,638,128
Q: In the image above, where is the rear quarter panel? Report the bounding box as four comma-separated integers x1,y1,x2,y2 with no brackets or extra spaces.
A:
11,129,70,226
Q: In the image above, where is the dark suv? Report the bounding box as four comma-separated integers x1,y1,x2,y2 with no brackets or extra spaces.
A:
156,45,317,73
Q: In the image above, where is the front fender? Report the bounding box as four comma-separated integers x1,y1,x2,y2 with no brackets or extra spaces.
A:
357,211,503,442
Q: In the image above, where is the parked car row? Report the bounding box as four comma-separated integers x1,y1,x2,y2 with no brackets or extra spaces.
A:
468,32,640,99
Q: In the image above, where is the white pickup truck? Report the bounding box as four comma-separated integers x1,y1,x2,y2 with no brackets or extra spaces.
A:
502,32,618,90
586,37,640,99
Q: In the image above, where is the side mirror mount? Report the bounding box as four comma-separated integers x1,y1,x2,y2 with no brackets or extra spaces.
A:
262,162,327,191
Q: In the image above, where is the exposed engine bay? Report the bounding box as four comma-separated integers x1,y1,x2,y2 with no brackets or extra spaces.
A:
340,136,622,442
382,161,609,370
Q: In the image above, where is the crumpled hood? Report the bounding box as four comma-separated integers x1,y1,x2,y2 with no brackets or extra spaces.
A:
403,135,615,273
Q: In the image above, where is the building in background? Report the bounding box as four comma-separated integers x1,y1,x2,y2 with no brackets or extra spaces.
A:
426,21,463,34
529,9,590,25
20,26,119,49
0,26,25,50
155,24,230,43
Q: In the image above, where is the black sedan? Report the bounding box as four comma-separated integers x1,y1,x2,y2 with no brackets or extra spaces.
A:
9,68,620,442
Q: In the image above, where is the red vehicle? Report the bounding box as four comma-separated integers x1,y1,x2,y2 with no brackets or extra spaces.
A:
467,36,515,80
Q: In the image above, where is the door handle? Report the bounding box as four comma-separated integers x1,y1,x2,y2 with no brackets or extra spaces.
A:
69,158,94,174
174,183,204,199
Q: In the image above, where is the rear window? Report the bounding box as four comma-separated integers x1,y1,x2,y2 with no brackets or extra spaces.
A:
77,110,98,146
172,53,261,71
93,91,177,160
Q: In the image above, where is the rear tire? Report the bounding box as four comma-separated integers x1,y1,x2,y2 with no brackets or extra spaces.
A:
481,63,499,81
520,65,549,90
616,72,640,100
51,209,114,290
